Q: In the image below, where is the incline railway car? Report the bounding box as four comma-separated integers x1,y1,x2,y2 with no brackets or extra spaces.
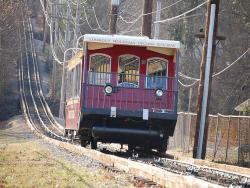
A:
64,34,180,153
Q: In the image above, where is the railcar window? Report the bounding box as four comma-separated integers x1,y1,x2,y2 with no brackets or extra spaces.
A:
66,69,74,100
118,55,139,88
75,64,81,97
147,58,168,89
66,72,69,100
72,68,77,97
73,64,80,97
66,63,82,101
89,54,111,85
70,69,74,97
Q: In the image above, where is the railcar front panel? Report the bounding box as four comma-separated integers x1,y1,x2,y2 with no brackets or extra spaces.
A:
83,80,177,119
81,45,178,120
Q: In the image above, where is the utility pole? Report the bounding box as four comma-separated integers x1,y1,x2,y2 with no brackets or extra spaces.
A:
42,0,47,51
154,0,161,39
0,28,2,88
193,0,220,159
51,2,57,98
59,3,71,119
65,4,70,50
142,0,153,38
54,0,59,50
0,28,2,61
73,0,80,44
109,0,119,34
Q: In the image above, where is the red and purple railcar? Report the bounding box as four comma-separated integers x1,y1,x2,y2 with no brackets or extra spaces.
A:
64,34,180,153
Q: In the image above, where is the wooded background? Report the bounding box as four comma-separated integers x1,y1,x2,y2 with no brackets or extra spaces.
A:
0,0,249,120
0,0,26,120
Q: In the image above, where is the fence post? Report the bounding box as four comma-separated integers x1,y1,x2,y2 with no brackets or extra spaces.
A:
213,114,219,161
183,113,187,152
187,113,192,153
237,117,241,165
182,113,185,152
180,114,183,151
248,117,250,167
225,116,231,162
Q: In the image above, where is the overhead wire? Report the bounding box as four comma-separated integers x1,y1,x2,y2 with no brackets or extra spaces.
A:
68,0,87,6
39,0,248,77
178,47,250,87
119,1,208,35
212,48,250,78
178,80,199,88
83,6,102,31
179,72,199,81
119,0,186,34
40,0,205,63
118,0,141,24
38,0,64,64
92,6,109,32
39,0,85,64
155,1,208,23
118,15,135,24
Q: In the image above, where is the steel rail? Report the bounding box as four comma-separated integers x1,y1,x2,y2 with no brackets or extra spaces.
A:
27,18,64,134
127,152,250,187
27,20,61,134
19,8,70,141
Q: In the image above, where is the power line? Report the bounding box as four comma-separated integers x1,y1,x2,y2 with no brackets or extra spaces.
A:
92,7,109,32
178,79,199,88
179,72,199,81
118,15,134,24
179,47,250,86
68,0,87,6
212,48,250,78
155,1,208,23
83,6,104,31
119,0,186,34
39,0,81,64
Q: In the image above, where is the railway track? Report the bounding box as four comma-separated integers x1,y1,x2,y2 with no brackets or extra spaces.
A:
17,7,250,188
99,145,250,187
131,154,250,187
19,14,67,141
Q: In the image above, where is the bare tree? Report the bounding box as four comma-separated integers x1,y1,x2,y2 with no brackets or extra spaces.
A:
0,0,26,120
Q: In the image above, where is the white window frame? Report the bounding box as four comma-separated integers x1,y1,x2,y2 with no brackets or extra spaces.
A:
146,57,168,89
89,53,112,85
117,54,140,87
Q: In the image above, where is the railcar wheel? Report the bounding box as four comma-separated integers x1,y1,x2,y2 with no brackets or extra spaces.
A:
90,139,97,149
67,131,73,139
157,138,168,154
80,140,88,147
128,144,135,152
63,130,67,137
142,146,152,153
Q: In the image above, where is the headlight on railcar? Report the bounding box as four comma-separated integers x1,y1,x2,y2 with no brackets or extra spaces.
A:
104,85,113,95
155,89,163,97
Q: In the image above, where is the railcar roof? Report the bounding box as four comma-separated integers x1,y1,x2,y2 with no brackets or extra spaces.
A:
67,51,82,71
84,34,180,49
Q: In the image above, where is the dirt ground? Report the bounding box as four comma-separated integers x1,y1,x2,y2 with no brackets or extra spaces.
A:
0,116,134,188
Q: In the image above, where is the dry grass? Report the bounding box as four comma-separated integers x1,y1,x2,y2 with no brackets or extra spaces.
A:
0,116,133,188
0,141,100,187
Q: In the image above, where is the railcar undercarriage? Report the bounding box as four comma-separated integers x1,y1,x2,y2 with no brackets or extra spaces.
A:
77,114,176,153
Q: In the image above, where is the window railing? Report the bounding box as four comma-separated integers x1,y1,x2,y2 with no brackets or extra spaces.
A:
87,71,174,89
83,71,177,115
88,71,111,85
146,75,168,89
